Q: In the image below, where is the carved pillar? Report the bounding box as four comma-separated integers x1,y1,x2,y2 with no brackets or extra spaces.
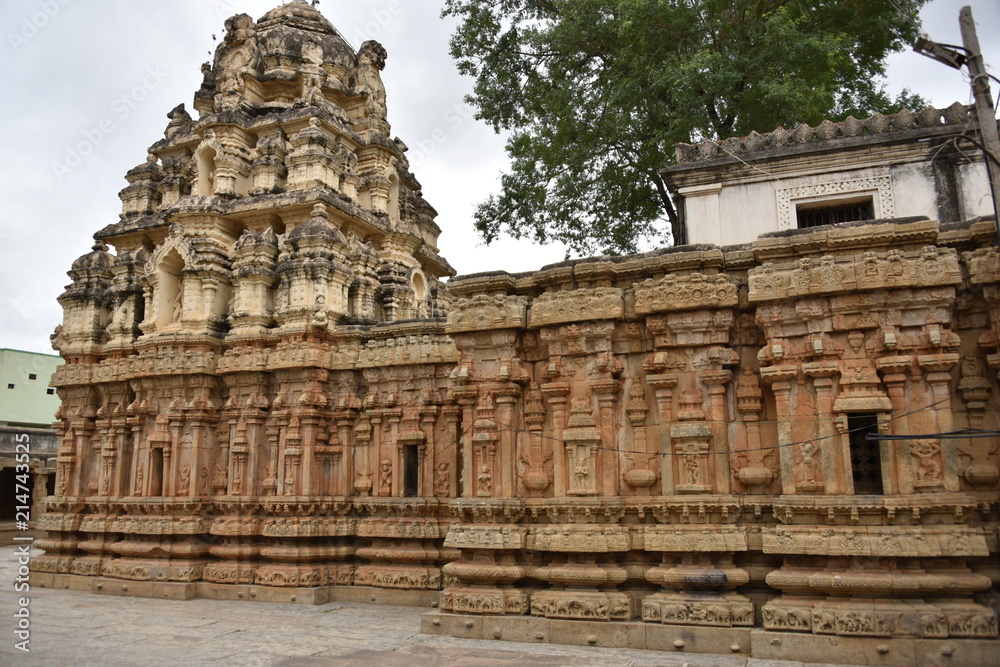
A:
419,406,438,497
385,407,403,497
353,412,373,496
262,399,287,497
803,363,842,494
590,379,620,495
700,370,732,494
878,356,914,493
520,389,551,496
957,355,999,488
98,432,117,497
761,366,801,495
165,411,183,497
647,374,678,494
734,371,773,492
369,411,387,496
453,390,477,498
623,385,656,495
228,415,246,496
471,392,498,498
672,389,711,494
281,415,302,496
562,398,600,496
918,353,961,492
441,406,461,497
334,411,356,497
541,383,570,496
68,419,96,497
128,412,143,496
495,386,519,498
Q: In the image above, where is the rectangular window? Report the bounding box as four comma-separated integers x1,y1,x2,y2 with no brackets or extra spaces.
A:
797,196,874,229
28,373,37,380
848,413,883,494
46,388,55,395
6,384,14,389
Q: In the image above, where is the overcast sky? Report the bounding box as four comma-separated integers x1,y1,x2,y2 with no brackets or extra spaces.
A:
1,0,997,355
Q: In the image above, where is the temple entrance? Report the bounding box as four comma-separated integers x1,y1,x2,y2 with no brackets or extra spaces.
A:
848,413,883,494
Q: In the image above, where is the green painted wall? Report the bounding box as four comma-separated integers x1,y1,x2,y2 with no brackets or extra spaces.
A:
0,349,62,427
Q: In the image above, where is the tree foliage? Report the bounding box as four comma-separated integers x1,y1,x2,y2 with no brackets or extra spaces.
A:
444,0,928,254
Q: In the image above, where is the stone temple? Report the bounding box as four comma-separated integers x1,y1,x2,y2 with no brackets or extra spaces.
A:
36,2,1000,664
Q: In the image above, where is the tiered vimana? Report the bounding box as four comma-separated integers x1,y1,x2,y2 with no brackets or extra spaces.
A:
38,1,454,606
35,2,998,664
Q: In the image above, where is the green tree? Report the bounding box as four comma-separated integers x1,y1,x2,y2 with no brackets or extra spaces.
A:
444,0,928,254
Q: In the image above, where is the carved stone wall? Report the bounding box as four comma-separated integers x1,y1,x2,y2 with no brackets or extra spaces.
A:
35,2,999,663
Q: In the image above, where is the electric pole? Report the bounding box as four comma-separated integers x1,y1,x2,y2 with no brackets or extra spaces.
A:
959,6,1000,244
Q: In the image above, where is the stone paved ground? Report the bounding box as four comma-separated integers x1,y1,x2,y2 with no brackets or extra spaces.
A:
0,546,866,667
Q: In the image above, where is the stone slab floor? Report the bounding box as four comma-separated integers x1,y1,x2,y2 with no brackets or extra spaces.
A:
1,545,871,667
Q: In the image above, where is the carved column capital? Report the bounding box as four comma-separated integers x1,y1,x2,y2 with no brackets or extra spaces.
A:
876,355,913,378
917,353,960,374
646,373,679,390
760,365,798,385
802,361,839,379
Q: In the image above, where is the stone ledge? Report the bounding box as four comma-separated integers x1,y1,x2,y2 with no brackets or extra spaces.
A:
751,630,999,667
422,612,999,665
422,611,751,654
32,574,440,606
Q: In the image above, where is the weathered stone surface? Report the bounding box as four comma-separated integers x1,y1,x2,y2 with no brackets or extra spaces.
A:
38,1,999,664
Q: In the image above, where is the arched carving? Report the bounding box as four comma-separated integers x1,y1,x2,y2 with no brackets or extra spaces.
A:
194,142,220,197
144,226,196,331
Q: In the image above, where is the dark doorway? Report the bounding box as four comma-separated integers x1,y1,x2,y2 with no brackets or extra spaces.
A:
403,445,419,497
848,413,883,494
0,468,21,520
0,468,47,521
150,449,163,496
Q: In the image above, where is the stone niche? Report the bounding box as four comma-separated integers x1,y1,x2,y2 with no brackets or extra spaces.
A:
37,2,999,664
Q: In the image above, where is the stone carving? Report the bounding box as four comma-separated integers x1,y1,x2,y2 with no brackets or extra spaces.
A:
911,439,942,484
433,461,450,496
37,4,1000,662
356,40,388,122
748,246,962,302
476,466,492,497
528,288,624,327
634,273,738,314
378,460,392,495
447,294,527,333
